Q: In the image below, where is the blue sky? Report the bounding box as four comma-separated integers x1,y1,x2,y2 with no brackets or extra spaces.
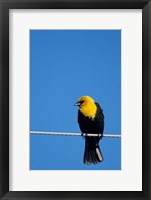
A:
30,30,121,170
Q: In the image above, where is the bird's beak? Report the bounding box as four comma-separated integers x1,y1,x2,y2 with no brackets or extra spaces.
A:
74,102,80,106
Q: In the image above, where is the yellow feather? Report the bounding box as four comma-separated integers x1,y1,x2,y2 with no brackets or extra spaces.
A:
78,96,97,119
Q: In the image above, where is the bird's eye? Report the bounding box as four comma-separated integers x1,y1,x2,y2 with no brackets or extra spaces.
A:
79,100,84,104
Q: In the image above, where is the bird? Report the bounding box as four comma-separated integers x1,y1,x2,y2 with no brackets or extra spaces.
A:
74,96,104,165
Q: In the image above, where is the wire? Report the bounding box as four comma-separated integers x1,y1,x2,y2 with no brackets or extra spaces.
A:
30,131,121,138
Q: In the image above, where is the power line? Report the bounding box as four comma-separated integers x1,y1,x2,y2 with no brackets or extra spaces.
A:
30,131,121,138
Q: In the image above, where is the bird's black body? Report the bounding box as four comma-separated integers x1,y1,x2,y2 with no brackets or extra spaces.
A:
78,103,104,134
78,103,104,164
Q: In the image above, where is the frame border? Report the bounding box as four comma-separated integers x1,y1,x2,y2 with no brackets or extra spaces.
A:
0,0,151,199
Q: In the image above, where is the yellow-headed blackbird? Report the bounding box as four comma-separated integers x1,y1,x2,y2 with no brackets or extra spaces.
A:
74,96,104,164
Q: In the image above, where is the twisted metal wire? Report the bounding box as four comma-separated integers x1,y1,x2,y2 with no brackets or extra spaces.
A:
30,131,121,138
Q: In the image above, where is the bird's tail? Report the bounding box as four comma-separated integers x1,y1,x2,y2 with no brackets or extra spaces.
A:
83,143,103,165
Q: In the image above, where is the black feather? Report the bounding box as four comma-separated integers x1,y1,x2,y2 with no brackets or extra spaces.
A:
78,103,104,165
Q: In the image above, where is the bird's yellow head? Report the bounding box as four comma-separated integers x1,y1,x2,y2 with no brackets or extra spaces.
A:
74,96,97,119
